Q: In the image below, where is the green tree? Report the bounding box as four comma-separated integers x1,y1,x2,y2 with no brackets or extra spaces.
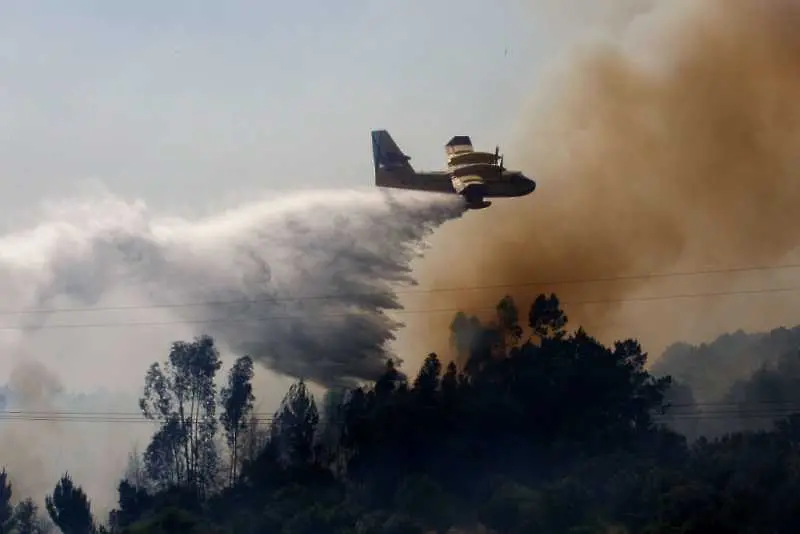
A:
236,413,271,473
121,446,150,493
12,498,50,534
375,359,406,400
0,468,13,533
528,293,568,341
394,475,457,532
478,479,540,534
381,515,425,534
449,312,484,360
120,508,206,534
496,295,523,349
317,388,350,474
412,353,442,399
139,335,222,496
45,474,94,534
219,355,255,486
440,361,460,404
141,420,184,490
273,379,320,468
109,479,152,530
92,291,800,533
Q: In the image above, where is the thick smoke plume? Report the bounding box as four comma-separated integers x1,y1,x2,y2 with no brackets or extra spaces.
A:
406,0,800,360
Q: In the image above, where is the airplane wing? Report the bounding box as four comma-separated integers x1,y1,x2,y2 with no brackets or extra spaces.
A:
376,170,455,194
371,130,456,194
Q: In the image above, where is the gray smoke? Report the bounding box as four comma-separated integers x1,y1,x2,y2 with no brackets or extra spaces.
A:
7,187,465,389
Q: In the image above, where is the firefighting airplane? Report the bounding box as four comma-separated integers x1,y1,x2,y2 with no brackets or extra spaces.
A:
371,129,536,209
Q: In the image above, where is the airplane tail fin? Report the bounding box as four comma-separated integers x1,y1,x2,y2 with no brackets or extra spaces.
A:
371,130,414,177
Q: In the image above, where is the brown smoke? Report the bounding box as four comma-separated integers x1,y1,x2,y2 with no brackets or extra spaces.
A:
399,0,800,364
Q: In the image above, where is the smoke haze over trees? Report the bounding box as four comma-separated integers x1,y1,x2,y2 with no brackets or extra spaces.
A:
406,0,800,362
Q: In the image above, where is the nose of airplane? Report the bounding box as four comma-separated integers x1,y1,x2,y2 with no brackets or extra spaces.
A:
523,175,536,193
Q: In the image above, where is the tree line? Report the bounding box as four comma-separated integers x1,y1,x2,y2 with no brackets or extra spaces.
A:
4,293,800,533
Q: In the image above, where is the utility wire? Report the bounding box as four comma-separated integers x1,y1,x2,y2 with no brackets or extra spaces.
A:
3,401,800,423
4,282,800,331
0,400,792,417
2,261,800,317
0,412,797,423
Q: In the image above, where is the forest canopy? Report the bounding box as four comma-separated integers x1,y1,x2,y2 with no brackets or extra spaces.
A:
4,293,800,534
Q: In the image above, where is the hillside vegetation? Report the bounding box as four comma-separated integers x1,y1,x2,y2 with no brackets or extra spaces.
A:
4,294,800,533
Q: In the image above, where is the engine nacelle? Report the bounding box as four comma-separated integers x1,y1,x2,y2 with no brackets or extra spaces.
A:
451,175,485,195
465,198,492,209
452,176,489,209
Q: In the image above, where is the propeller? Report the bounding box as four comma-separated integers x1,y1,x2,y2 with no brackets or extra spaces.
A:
495,145,505,170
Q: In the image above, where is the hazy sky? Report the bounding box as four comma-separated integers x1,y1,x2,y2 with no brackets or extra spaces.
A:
0,0,552,219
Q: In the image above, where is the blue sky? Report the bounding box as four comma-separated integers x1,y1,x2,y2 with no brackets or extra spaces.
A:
0,0,553,217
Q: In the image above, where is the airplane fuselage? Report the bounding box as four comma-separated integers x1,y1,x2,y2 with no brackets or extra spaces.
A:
414,171,536,198
370,129,536,210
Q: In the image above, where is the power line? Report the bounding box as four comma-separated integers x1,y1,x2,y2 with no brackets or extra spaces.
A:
0,414,276,424
3,261,800,317
670,399,800,408
4,282,800,331
2,401,800,423
0,410,275,418
0,399,789,417
1,411,798,423
656,412,800,421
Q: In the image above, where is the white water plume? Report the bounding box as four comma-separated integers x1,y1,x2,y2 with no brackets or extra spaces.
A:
0,186,464,513
0,187,466,391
